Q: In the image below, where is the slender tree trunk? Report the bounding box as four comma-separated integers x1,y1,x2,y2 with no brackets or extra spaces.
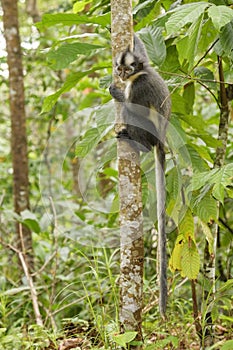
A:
1,0,33,270
202,56,230,347
111,1,144,348
26,0,40,22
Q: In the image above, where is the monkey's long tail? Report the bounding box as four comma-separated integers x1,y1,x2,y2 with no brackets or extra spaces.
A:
155,143,167,318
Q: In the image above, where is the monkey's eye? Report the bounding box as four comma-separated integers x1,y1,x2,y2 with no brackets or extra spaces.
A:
131,62,137,68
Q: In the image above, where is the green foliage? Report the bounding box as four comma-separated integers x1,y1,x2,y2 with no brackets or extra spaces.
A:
139,26,166,66
36,12,111,29
112,331,138,348
48,42,104,69
1,0,233,348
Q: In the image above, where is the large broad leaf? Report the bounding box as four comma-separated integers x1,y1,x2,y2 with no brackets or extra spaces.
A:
195,192,218,222
200,221,214,254
219,20,233,59
176,13,204,68
41,64,111,113
166,167,183,221
20,209,41,233
179,208,194,241
134,1,161,31
36,13,110,29
48,43,104,70
112,332,137,348
161,45,180,73
139,27,166,66
194,66,216,90
75,126,106,158
181,240,200,279
169,234,184,272
190,163,233,191
183,82,195,114
75,102,115,158
186,145,209,172
208,5,233,31
221,340,233,350
166,2,209,35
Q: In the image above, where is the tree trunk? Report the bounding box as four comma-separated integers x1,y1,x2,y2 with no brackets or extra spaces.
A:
111,1,144,348
26,0,40,22
1,0,33,270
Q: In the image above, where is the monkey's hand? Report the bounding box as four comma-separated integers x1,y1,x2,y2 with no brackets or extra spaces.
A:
109,83,125,102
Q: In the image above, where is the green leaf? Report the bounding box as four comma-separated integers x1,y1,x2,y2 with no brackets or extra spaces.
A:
134,1,161,31
73,0,92,13
42,64,111,113
161,45,180,72
171,93,187,114
221,340,233,350
186,144,209,172
179,208,194,240
166,167,181,201
212,183,225,203
194,66,216,90
220,20,233,59
167,117,187,151
37,13,111,29
183,82,195,114
166,2,209,35
177,13,204,69
76,127,106,158
133,0,156,15
208,5,233,31
200,221,214,254
196,193,218,222
47,43,104,70
181,240,200,279
139,27,166,66
166,167,183,221
112,332,137,348
20,210,40,233
169,234,184,272
190,163,233,191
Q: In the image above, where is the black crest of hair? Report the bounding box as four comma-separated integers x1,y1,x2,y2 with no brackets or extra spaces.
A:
109,33,171,317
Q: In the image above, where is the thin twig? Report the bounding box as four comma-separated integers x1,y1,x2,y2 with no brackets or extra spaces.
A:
0,237,43,326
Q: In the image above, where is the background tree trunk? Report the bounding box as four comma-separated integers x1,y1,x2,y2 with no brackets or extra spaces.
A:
111,1,144,348
1,0,33,270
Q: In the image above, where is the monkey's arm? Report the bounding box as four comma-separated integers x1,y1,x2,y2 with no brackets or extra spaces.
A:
109,84,125,102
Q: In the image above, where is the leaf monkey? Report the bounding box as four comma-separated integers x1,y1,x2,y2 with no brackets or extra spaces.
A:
109,34,171,317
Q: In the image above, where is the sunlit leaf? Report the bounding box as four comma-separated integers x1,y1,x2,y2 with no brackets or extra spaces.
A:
37,13,110,29
112,332,137,348
42,64,111,113
166,2,209,35
73,0,92,13
48,43,104,70
169,234,184,272
181,240,200,279
179,208,194,241
76,126,106,158
208,5,233,31
196,193,218,222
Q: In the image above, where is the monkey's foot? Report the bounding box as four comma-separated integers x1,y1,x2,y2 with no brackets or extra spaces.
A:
116,129,131,139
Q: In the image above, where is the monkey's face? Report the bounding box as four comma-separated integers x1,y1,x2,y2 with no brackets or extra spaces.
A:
115,50,143,81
